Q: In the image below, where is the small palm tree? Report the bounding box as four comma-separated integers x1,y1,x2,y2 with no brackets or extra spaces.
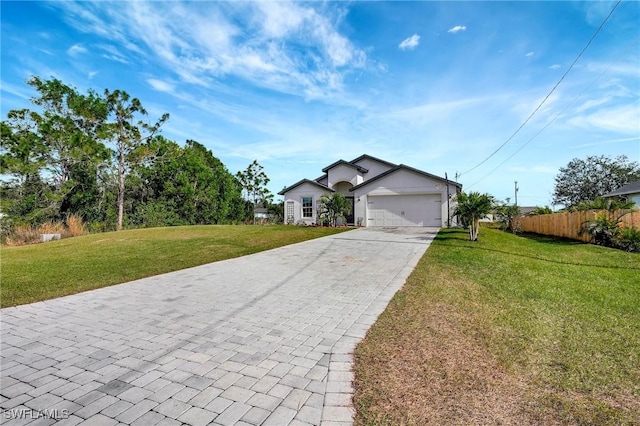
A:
454,191,494,241
318,193,352,227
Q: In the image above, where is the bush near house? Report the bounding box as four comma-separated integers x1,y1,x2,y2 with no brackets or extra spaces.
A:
318,193,352,227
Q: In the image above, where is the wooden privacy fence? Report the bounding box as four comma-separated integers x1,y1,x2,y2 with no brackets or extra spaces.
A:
518,210,640,243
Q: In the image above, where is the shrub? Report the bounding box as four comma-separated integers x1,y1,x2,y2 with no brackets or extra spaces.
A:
529,206,554,215
580,212,640,253
579,213,620,247
616,227,640,253
494,202,521,233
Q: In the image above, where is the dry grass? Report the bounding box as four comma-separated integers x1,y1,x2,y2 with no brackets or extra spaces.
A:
4,224,42,246
354,275,557,425
65,214,87,237
353,228,640,425
37,220,65,235
3,216,87,246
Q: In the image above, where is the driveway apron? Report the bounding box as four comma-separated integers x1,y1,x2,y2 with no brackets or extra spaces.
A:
1,227,438,425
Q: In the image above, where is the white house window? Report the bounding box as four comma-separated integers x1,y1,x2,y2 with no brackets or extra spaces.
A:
286,201,294,224
302,197,313,218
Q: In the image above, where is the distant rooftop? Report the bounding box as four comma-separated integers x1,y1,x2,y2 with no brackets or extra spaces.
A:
603,180,640,197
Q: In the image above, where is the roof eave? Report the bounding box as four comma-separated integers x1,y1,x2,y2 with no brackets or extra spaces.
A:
349,164,463,192
322,159,368,174
278,179,334,195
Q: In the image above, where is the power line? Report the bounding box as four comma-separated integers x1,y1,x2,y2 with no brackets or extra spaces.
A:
465,34,640,189
465,50,619,190
459,0,622,178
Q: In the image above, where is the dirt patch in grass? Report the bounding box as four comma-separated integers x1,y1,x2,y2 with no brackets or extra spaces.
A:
354,281,558,425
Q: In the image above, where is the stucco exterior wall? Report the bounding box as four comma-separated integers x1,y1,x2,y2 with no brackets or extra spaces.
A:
282,182,330,225
352,158,394,181
356,169,445,196
327,164,363,188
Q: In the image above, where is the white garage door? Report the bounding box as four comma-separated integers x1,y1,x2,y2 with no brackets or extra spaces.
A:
368,194,441,227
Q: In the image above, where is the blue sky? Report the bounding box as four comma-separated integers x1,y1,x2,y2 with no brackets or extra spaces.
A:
2,1,639,207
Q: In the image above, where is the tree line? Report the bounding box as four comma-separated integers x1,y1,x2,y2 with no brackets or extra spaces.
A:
1,76,273,234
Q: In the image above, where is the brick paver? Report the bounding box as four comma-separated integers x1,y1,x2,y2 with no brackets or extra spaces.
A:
1,228,436,425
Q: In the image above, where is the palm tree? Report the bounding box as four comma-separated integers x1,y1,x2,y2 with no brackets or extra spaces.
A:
318,193,352,227
454,191,494,241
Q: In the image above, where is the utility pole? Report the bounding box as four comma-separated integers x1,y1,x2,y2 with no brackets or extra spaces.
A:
514,181,519,206
445,172,450,228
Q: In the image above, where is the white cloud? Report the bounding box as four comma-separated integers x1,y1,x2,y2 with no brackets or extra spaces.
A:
375,96,487,125
0,80,32,100
256,1,308,38
67,43,87,56
572,136,640,148
399,34,420,50
447,25,466,34
88,71,98,79
55,1,366,101
525,51,534,57
148,79,175,93
567,104,640,134
575,96,612,113
548,64,561,70
97,44,130,64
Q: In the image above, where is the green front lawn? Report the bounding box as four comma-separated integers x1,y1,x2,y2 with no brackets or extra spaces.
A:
354,228,640,425
1,225,348,307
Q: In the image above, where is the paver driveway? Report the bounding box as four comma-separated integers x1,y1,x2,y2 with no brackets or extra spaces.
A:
1,227,437,425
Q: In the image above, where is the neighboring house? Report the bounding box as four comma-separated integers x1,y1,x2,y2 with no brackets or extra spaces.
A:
254,207,271,221
278,154,462,227
480,206,537,223
603,180,640,206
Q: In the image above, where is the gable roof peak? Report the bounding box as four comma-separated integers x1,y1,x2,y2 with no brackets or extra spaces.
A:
278,178,333,195
349,154,397,168
322,159,368,173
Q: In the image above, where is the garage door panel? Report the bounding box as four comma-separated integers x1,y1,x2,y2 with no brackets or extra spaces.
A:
368,195,440,227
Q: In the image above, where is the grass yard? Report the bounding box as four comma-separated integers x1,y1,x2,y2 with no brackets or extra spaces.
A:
353,227,640,425
1,225,348,308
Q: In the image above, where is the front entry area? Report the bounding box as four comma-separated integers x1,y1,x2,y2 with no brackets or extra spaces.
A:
367,194,441,227
344,196,355,225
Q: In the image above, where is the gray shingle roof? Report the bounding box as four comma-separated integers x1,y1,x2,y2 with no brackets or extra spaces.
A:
349,164,462,191
603,180,640,197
